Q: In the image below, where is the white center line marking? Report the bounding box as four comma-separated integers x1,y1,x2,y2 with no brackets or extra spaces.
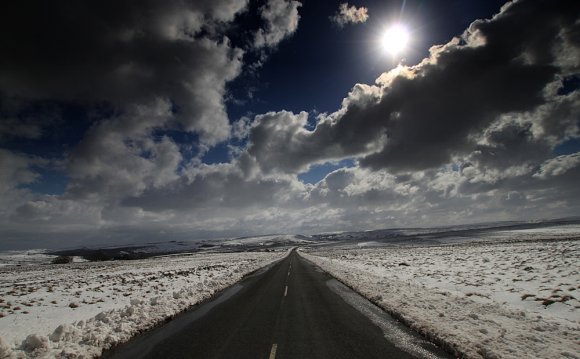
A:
284,285,288,297
269,344,278,359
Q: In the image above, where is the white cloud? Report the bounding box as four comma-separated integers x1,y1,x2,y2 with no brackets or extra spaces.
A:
533,152,580,179
254,0,302,48
330,3,369,27
67,100,182,201
0,150,47,222
0,119,41,140
0,150,41,191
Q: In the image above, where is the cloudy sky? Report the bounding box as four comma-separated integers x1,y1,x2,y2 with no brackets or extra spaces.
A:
1,0,579,250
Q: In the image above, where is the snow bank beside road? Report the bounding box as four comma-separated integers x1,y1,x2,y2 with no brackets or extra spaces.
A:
301,239,580,358
0,251,286,358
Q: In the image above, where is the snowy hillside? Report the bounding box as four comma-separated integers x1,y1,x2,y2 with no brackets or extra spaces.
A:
38,235,313,262
309,219,580,247
218,234,314,247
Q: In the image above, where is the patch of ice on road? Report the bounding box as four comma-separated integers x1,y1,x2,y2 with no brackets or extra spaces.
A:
0,250,286,358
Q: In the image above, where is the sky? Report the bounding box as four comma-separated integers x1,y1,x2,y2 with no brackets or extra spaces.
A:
0,0,579,250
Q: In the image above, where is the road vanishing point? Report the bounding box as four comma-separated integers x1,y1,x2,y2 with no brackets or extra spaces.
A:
103,250,452,359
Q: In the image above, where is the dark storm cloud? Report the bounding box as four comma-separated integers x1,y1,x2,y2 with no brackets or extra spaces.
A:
121,164,301,212
0,0,248,144
468,121,552,171
245,0,580,174
65,100,182,201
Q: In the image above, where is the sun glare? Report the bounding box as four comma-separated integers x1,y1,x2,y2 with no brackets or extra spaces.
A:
382,24,410,56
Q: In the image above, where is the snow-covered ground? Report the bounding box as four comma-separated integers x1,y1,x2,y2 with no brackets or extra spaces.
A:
0,250,286,358
301,237,580,358
480,224,580,242
0,250,58,268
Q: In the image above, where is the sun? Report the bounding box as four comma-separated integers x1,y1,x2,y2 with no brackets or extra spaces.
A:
381,24,410,56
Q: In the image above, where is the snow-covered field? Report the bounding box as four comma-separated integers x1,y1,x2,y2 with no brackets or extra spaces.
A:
480,224,580,242
219,234,314,246
301,236,580,358
0,250,61,268
0,250,286,358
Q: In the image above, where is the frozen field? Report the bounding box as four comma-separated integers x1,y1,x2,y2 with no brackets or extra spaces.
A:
479,224,580,243
0,250,64,268
302,236,580,358
0,250,286,358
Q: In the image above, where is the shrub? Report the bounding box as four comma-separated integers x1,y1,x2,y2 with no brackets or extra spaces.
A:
51,256,73,264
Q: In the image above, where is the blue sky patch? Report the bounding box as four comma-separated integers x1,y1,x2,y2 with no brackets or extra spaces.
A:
21,168,68,195
554,137,580,156
298,159,356,184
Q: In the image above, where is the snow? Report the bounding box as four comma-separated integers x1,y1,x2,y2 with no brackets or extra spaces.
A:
480,224,580,242
301,237,580,358
0,250,89,268
219,234,313,246
310,222,580,246
0,250,286,358
120,241,202,255
0,250,55,268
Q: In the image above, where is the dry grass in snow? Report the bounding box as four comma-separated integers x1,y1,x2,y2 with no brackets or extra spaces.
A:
0,250,286,358
302,238,579,359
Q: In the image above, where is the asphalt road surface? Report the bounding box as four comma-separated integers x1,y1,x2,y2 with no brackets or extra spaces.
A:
103,250,451,359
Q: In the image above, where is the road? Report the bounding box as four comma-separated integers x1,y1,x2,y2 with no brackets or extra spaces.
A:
103,250,450,359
